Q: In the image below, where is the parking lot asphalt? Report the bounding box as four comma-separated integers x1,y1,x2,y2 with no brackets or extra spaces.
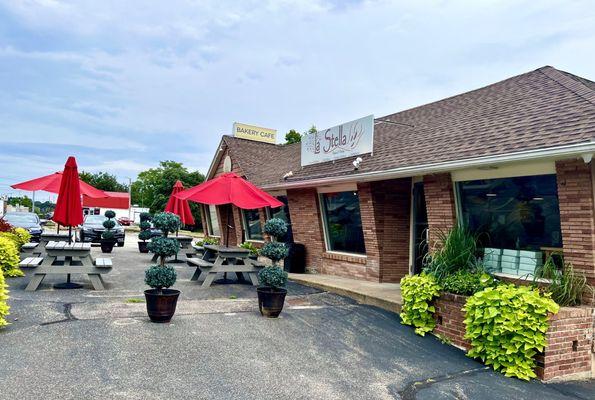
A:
0,233,593,399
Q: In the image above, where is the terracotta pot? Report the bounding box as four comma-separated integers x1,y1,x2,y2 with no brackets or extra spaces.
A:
138,241,149,253
144,289,180,323
257,287,287,318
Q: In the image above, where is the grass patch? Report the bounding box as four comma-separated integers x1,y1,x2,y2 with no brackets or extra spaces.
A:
229,295,238,300
125,298,145,303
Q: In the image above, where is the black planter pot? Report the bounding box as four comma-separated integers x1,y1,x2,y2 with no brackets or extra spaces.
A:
138,241,149,253
100,240,115,253
144,289,180,323
257,287,287,318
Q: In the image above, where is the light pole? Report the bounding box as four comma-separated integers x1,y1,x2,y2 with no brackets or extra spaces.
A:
125,177,132,220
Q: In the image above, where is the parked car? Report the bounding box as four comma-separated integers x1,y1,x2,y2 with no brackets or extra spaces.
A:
2,212,43,242
118,217,134,226
78,214,125,246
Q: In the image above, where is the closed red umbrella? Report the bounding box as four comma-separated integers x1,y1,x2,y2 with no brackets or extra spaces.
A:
11,171,107,198
53,156,84,230
175,172,282,245
164,180,195,226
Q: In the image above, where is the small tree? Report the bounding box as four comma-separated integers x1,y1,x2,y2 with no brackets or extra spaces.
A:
285,129,302,144
138,212,153,242
146,212,180,294
258,218,289,288
101,210,117,241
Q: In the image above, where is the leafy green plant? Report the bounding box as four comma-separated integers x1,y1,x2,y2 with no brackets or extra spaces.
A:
145,265,177,291
423,225,480,282
13,227,31,248
138,229,153,242
464,284,559,380
196,237,220,246
138,213,153,242
260,242,288,265
148,237,179,262
152,212,181,235
239,242,259,256
400,273,441,336
0,237,21,278
125,298,145,303
441,270,496,296
101,210,116,241
139,212,152,223
263,218,287,240
145,213,181,293
258,266,288,289
534,256,593,306
0,269,9,328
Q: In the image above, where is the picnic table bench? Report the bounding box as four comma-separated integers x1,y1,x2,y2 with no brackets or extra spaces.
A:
20,242,41,258
187,244,264,287
24,241,113,291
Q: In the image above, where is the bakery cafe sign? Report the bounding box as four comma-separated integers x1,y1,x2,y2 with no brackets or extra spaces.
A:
301,115,374,166
233,122,277,144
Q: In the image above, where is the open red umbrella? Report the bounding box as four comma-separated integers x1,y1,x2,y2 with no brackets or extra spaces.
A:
11,172,106,198
175,172,282,245
164,180,195,226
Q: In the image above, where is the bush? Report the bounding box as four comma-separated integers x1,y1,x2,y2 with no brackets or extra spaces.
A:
464,284,559,380
101,210,116,241
0,237,20,277
239,242,259,256
139,212,152,222
145,265,177,291
258,266,288,289
263,218,287,240
197,237,220,246
441,270,496,296
148,237,179,262
534,256,593,306
139,221,151,231
423,225,480,282
139,230,153,241
152,212,180,236
0,219,13,233
260,242,288,264
0,232,21,250
104,210,116,219
0,269,9,328
13,228,31,248
400,273,441,336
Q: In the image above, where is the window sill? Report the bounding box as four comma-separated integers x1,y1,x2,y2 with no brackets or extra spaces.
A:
323,251,367,264
493,272,552,284
246,239,264,244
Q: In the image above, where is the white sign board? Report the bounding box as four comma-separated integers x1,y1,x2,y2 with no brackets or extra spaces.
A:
301,115,374,166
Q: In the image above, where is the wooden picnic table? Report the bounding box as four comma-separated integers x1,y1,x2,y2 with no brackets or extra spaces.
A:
25,241,112,291
187,244,264,287
40,232,72,248
151,235,195,263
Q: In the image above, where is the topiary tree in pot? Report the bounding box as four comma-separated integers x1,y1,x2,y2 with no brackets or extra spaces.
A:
100,210,117,253
144,212,181,323
257,218,289,318
138,212,153,253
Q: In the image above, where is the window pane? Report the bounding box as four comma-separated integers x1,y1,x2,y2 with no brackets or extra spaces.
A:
269,196,293,242
208,205,220,236
458,175,562,275
321,191,366,254
243,209,263,240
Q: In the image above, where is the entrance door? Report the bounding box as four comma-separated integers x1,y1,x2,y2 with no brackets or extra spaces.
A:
412,182,428,274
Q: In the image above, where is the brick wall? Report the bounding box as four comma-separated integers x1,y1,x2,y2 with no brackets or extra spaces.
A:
287,188,325,272
556,159,595,305
423,173,457,249
433,293,471,350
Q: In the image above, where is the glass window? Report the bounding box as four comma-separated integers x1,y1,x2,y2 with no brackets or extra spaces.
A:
457,175,562,275
320,191,366,254
268,196,293,242
206,205,220,237
243,209,263,241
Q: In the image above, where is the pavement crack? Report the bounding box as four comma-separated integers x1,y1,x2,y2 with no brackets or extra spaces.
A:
40,303,79,326
395,366,490,400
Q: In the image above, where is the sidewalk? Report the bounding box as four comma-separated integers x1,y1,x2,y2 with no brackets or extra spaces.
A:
288,273,402,314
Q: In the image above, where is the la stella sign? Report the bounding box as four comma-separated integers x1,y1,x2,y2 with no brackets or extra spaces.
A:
301,115,374,166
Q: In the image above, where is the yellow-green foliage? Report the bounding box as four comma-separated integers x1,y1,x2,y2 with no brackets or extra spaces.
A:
13,228,31,249
0,269,9,328
0,237,20,277
400,273,441,336
0,232,20,250
464,284,559,380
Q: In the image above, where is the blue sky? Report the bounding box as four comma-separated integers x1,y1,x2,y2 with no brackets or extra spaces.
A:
0,0,594,197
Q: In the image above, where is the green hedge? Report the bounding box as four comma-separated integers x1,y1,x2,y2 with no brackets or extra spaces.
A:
0,237,22,278
0,269,9,328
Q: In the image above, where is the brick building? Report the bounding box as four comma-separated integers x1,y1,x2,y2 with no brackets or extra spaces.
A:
202,66,595,304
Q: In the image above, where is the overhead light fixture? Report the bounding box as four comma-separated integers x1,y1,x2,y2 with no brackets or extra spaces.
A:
486,193,497,197
352,157,363,170
532,197,544,201
283,171,293,180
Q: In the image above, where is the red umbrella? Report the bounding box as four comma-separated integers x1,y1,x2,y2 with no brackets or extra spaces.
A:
11,172,106,198
175,172,282,245
164,180,195,226
53,156,84,229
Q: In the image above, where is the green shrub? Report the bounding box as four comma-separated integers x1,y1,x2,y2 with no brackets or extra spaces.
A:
145,265,177,291
139,221,151,231
423,225,480,282
441,270,496,296
258,266,288,289
263,218,287,240
101,210,116,241
260,242,288,265
534,256,593,306
138,229,153,242
400,273,441,336
464,284,559,380
0,269,9,328
152,212,180,236
104,210,116,219
239,242,259,256
197,237,219,246
139,212,152,222
0,237,20,277
13,227,31,248
148,237,179,263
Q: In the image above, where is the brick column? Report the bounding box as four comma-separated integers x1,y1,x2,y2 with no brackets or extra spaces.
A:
423,173,457,250
232,206,244,244
287,188,324,272
200,204,209,237
357,182,381,280
556,159,595,304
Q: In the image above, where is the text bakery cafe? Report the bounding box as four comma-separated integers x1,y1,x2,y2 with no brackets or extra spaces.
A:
203,66,595,304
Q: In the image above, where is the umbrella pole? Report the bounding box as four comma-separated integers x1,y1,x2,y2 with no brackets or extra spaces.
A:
68,226,72,244
225,205,231,247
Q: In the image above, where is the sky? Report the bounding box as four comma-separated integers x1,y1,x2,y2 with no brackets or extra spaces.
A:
0,0,594,198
